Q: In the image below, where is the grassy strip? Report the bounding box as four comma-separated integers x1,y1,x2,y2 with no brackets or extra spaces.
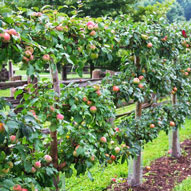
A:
0,89,10,97
174,177,191,191
64,119,191,191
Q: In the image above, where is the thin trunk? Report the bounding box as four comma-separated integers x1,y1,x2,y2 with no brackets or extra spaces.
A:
50,63,60,191
9,61,14,97
128,102,142,186
62,65,67,80
171,94,181,157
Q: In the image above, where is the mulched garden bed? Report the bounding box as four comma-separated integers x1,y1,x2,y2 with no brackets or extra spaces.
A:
106,139,191,191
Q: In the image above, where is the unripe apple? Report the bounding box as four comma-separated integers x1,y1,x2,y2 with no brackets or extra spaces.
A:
73,150,78,157
10,135,17,143
90,53,99,59
141,34,149,40
7,29,17,36
2,168,9,173
90,44,96,50
150,124,155,128
34,161,41,169
170,121,175,127
44,155,52,163
90,30,96,36
171,90,175,95
147,42,153,48
105,154,110,157
110,155,116,161
93,84,100,90
31,167,36,173
108,159,113,164
112,86,120,92
100,137,107,143
90,106,97,113
8,161,13,168
110,140,115,144
114,147,120,154
133,78,140,84
13,184,22,191
42,54,50,61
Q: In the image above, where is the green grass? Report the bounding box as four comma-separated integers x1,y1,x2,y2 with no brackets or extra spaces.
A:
174,177,191,191
0,89,10,97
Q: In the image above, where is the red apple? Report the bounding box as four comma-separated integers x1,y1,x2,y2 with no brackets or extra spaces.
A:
7,29,17,36
44,155,52,163
96,90,101,96
138,84,144,89
110,155,116,161
147,42,153,48
34,161,41,169
150,124,155,128
87,21,95,26
185,72,189,76
173,87,177,92
83,97,87,102
10,135,17,143
1,32,11,42
112,86,120,92
100,137,107,143
187,68,191,72
111,178,116,182
90,106,97,113
56,26,63,31
31,167,36,173
42,54,50,61
13,185,22,191
87,101,92,105
133,78,140,84
170,121,175,127
139,76,144,80
90,30,96,36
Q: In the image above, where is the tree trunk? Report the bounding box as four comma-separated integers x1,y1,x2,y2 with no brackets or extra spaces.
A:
62,65,67,80
50,63,60,191
128,102,142,186
171,94,181,158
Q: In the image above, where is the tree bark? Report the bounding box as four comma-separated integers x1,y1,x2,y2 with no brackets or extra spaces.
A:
171,94,181,158
128,102,142,186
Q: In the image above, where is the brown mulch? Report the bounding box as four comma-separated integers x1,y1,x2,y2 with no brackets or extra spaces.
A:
106,139,191,191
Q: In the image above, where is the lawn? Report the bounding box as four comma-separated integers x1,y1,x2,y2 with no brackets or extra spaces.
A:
174,177,191,191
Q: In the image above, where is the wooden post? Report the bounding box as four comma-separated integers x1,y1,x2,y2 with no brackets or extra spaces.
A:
50,62,60,191
90,63,94,78
171,94,181,157
9,61,14,97
62,65,67,80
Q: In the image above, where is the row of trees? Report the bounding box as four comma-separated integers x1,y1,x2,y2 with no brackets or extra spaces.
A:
0,3,191,191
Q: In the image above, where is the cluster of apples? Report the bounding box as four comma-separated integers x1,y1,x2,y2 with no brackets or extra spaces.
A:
0,28,20,43
13,184,29,191
86,21,98,36
133,76,144,89
22,46,34,63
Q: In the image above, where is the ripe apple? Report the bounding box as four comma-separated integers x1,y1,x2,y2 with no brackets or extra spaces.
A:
7,29,17,36
87,21,95,27
87,100,92,105
21,189,28,191
83,97,87,102
171,90,175,95
25,50,32,57
138,84,144,89
29,55,34,61
90,156,95,161
147,42,153,48
1,32,11,42
145,166,151,171
173,87,177,92
114,147,120,154
10,135,17,143
88,25,94,30
90,106,97,113
13,185,22,191
25,46,34,54
110,155,116,161
139,76,144,80
31,167,36,173
150,124,155,128
170,121,175,127
56,26,63,31
105,154,110,157
57,114,64,120
100,137,107,143
0,123,5,133
34,161,41,169
112,86,120,92
96,90,101,96
187,68,191,72
44,155,52,163
90,44,96,50
90,30,96,36
133,78,140,84
111,178,116,182
42,54,50,61
185,72,189,76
